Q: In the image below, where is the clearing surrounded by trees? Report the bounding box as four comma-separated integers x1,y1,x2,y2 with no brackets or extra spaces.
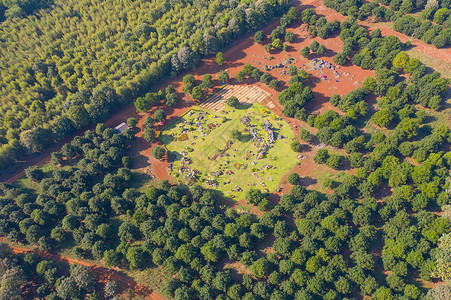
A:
1,0,451,299
161,104,297,200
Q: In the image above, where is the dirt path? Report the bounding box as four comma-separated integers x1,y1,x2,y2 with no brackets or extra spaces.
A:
10,245,165,300
360,21,451,65
311,0,451,64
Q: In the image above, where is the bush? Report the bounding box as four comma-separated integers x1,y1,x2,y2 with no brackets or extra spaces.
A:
227,96,240,108
310,41,319,52
246,189,266,207
300,46,310,58
314,148,329,164
268,79,279,90
154,109,167,123
287,173,300,185
143,128,156,143
254,31,265,44
432,35,447,48
333,52,348,65
260,73,272,84
231,129,241,140
433,8,449,25
323,178,336,189
299,129,313,142
126,117,137,129
264,44,272,53
216,52,225,66
25,166,44,182
317,44,326,56
326,155,342,170
152,146,166,160
291,141,302,152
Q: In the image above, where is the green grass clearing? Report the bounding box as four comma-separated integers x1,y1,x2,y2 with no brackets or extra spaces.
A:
126,266,171,296
406,48,451,79
161,104,298,200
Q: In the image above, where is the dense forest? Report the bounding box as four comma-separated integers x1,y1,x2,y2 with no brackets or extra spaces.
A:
0,114,450,299
0,0,291,170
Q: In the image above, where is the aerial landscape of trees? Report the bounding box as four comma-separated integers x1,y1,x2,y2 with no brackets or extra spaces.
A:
0,0,291,170
324,0,451,48
0,242,106,299
0,0,450,299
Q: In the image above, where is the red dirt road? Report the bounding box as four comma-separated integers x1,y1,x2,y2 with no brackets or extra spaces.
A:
10,245,165,300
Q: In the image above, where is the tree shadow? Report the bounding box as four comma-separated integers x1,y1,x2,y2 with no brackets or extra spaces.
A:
299,176,317,187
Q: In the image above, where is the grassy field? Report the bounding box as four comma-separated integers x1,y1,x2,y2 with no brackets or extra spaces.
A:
161,104,298,200
126,266,171,296
406,48,451,79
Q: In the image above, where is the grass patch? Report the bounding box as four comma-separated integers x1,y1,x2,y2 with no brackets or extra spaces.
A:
11,163,55,193
161,104,298,199
312,167,346,193
126,265,171,296
406,48,451,79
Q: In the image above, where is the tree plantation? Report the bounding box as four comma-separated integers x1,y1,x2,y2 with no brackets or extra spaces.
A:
0,0,291,169
0,0,450,299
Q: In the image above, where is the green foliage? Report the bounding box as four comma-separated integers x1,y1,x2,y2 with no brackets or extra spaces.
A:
151,146,166,160
433,8,449,25
287,173,300,185
268,79,279,90
216,52,225,66
290,141,302,152
218,70,229,84
333,52,348,65
314,148,329,164
326,154,342,170
300,46,310,58
227,96,240,108
254,31,266,44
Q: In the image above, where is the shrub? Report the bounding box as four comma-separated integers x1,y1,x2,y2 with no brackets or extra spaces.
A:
333,52,347,65
317,44,326,56
432,35,447,48
326,155,342,170
152,146,166,160
260,73,272,84
227,96,240,108
269,79,279,90
291,141,302,152
126,117,137,129
287,173,300,185
25,166,44,182
216,52,225,66
300,46,310,58
314,148,329,164
323,178,336,189
254,31,265,44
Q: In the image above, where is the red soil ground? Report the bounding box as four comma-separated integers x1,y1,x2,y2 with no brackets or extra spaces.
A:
10,245,164,300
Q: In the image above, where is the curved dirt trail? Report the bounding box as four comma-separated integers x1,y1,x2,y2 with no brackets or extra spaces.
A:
11,246,165,300
308,0,451,64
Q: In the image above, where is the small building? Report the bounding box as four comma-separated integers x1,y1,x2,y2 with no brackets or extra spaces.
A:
114,122,130,134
